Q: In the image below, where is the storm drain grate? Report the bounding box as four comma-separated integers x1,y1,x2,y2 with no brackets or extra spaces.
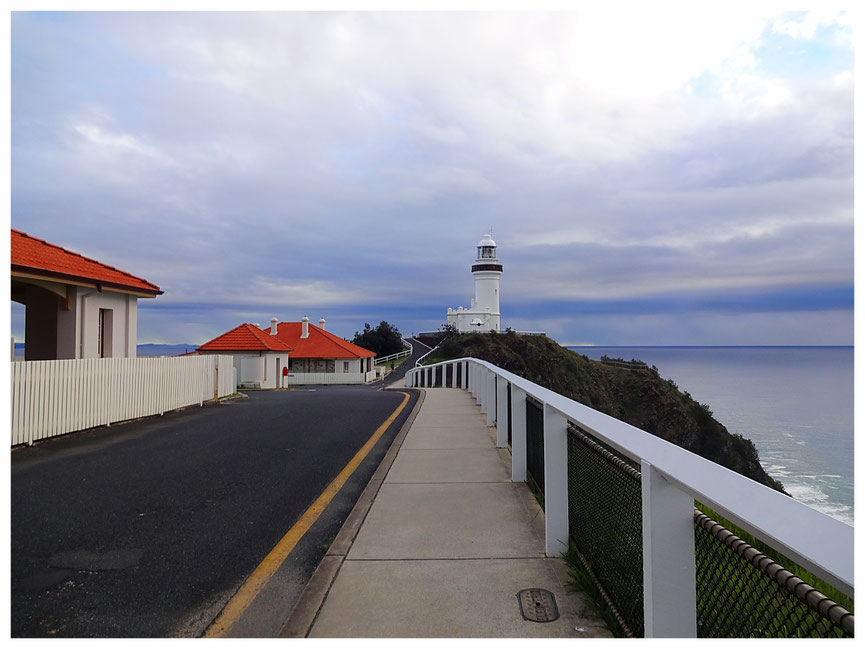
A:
516,588,560,623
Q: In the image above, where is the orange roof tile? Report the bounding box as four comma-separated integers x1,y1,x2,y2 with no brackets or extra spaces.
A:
197,324,293,352
11,229,162,296
271,322,375,359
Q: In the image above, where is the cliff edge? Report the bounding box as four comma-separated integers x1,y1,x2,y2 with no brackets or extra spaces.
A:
429,331,787,494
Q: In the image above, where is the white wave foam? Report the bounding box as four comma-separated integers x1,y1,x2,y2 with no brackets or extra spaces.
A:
785,481,854,526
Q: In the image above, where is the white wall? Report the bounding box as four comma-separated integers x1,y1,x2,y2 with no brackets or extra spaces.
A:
474,270,501,317
447,308,500,333
207,351,288,389
77,290,139,359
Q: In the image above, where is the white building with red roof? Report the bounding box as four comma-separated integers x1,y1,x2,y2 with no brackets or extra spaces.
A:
197,316,376,388
11,229,163,360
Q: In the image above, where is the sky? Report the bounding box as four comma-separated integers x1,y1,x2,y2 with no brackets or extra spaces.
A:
7,3,856,346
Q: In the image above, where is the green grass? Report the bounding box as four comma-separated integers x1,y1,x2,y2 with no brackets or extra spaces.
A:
563,543,625,637
525,476,545,511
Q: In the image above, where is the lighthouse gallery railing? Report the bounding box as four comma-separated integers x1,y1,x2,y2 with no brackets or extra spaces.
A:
405,358,854,639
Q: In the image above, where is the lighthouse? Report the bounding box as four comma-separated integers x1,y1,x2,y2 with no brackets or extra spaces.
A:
446,233,503,333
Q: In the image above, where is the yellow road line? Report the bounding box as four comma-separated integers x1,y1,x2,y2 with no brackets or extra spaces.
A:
203,390,411,638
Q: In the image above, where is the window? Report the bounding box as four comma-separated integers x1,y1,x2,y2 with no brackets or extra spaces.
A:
344,361,349,372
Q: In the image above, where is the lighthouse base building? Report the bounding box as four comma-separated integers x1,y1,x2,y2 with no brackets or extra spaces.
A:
447,233,503,333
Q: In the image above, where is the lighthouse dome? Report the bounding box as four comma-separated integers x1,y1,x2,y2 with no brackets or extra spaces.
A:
477,233,496,248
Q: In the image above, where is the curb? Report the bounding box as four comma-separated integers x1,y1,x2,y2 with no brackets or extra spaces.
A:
278,387,426,638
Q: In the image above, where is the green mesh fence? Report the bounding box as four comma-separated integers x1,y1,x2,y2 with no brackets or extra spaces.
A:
507,382,512,447
567,423,644,637
565,423,853,639
693,510,854,638
525,395,544,494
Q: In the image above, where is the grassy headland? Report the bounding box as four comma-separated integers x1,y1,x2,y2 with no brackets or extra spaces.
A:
426,331,786,494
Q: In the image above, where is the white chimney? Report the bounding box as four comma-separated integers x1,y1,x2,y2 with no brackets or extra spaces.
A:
270,317,278,335
301,315,309,339
318,317,326,331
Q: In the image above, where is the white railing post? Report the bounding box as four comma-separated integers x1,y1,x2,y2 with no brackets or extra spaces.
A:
496,377,508,447
471,363,478,399
479,368,488,414
641,460,697,638
486,371,496,426
543,404,569,557
463,360,468,390
510,386,527,482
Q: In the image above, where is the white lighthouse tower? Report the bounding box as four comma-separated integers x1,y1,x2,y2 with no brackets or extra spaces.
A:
446,233,503,333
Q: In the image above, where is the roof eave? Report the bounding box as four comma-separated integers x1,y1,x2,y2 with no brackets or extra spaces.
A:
11,266,163,297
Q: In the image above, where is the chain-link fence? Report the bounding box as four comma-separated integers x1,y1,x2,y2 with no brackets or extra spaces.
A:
565,422,854,639
694,509,854,638
507,381,512,447
494,375,498,419
525,395,545,495
567,423,644,637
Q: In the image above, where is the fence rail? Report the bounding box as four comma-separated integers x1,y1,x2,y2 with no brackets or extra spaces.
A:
375,340,413,365
284,370,376,385
405,357,854,638
10,355,235,446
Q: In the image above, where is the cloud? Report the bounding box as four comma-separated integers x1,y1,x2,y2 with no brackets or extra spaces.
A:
10,10,853,345
772,9,852,41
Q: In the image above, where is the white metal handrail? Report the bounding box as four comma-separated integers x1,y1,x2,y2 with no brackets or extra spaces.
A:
414,345,438,367
374,340,413,365
405,357,854,636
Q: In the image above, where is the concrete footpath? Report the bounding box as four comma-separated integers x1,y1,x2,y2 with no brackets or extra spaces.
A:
280,387,612,638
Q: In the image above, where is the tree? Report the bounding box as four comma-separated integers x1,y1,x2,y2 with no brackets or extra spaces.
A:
352,321,404,357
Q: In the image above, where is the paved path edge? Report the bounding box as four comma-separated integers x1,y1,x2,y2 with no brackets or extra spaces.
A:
278,386,426,638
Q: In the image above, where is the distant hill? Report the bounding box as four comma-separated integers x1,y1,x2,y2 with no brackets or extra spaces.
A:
427,331,787,494
137,344,200,357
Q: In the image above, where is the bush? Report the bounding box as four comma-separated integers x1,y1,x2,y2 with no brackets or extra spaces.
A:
352,321,404,357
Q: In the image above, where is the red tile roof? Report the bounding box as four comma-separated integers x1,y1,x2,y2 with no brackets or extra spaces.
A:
197,324,294,352
11,229,162,296
272,322,375,359
196,321,375,358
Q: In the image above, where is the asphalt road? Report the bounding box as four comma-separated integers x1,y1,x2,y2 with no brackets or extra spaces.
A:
11,384,418,638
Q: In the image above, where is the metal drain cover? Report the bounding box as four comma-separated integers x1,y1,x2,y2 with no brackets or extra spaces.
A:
516,588,560,622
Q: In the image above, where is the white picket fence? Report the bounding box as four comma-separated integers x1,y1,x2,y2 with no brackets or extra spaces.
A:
10,355,235,446
284,370,377,385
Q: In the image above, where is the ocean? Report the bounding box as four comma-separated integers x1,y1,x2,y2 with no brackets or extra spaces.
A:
568,346,854,526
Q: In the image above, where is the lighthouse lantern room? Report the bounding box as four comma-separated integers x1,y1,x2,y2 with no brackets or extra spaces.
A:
446,233,503,333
